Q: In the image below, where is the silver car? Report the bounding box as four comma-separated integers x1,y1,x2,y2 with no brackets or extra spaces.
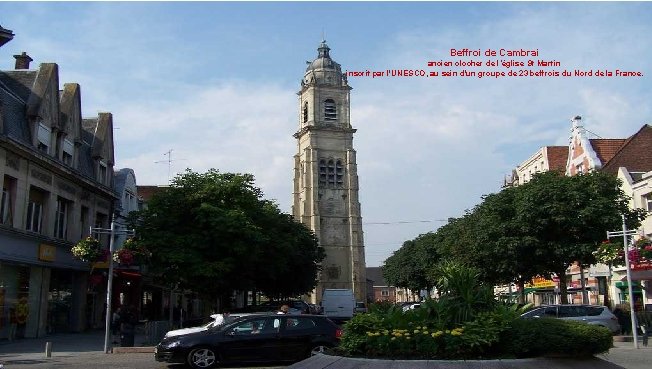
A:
521,304,621,334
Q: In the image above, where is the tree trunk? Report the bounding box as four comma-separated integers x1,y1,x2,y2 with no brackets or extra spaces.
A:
558,269,569,304
518,280,526,305
579,263,589,304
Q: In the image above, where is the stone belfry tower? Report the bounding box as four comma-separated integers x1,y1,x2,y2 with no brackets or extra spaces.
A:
293,41,367,303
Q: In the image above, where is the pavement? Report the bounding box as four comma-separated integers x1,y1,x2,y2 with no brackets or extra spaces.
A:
0,331,650,369
0,328,152,358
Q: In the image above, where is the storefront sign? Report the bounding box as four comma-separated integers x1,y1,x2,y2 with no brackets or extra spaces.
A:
93,260,110,269
528,276,556,288
38,244,56,261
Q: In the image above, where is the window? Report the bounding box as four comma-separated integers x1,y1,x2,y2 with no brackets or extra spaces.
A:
1,176,16,225
302,102,308,123
643,193,652,211
62,138,74,166
319,158,344,188
324,99,336,120
327,160,335,186
26,187,47,233
336,160,344,186
54,197,70,239
93,213,107,240
37,123,51,154
285,317,315,331
1,186,9,224
381,290,389,297
575,163,584,174
230,317,278,335
558,305,586,318
319,160,327,185
98,161,107,184
80,206,89,239
124,191,137,213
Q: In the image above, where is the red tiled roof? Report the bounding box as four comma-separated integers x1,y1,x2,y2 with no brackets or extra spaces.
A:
602,125,652,174
136,185,167,202
545,146,568,172
589,138,627,165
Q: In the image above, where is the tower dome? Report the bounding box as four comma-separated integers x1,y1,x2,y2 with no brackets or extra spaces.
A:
303,40,347,87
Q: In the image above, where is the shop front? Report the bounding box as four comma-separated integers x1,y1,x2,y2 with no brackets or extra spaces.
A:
0,233,90,339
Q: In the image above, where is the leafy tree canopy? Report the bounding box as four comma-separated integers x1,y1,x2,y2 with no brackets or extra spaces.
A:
386,170,646,303
128,169,324,301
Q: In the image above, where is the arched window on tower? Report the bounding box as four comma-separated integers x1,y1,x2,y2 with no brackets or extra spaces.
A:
319,159,327,185
327,160,336,186
324,99,337,121
336,160,344,186
303,102,308,123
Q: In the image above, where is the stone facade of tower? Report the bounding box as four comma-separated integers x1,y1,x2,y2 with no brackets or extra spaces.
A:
292,41,367,303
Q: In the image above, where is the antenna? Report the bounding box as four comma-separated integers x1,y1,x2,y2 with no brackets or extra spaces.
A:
154,149,186,185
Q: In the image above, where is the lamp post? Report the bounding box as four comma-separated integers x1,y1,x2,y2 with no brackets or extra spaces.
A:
607,214,639,349
91,215,135,354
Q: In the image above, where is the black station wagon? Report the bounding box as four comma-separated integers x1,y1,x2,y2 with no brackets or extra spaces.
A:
155,313,341,368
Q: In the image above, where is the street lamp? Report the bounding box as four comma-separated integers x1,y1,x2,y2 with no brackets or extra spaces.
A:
91,215,135,354
607,214,639,349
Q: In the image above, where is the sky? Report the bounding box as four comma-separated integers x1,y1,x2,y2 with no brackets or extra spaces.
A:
1,2,651,267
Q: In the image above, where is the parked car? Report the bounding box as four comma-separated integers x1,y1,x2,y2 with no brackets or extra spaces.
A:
308,303,323,315
163,313,254,339
155,314,342,368
402,303,421,312
250,300,310,314
520,304,621,334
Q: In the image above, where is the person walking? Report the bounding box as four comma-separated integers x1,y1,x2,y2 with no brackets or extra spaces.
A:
111,306,122,344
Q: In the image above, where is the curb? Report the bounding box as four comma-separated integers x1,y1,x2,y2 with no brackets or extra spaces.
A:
112,346,155,354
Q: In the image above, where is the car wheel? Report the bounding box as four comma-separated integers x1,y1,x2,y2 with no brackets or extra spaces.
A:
187,346,218,369
309,344,329,356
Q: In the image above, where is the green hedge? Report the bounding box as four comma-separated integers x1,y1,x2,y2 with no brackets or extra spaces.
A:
339,314,613,359
496,318,613,358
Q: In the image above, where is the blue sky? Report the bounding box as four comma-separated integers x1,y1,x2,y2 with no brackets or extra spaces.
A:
2,2,651,266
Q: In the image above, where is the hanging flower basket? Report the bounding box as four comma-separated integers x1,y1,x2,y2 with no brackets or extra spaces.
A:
114,248,135,265
113,238,151,265
72,237,106,263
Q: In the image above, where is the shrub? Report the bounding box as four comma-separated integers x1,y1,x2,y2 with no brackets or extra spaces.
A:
498,317,612,357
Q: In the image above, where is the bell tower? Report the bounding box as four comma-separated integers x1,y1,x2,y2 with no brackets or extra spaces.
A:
292,41,367,303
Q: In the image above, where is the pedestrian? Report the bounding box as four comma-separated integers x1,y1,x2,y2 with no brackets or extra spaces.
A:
111,306,122,343
613,306,629,335
277,304,289,314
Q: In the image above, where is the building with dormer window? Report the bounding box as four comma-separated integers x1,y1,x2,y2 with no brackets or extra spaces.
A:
0,26,118,338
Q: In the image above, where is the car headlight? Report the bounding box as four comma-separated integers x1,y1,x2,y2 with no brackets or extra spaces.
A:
162,340,182,349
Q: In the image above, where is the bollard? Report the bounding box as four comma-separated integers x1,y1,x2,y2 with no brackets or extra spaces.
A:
45,341,52,357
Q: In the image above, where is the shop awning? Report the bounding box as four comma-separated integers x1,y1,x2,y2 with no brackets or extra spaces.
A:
115,270,142,279
615,281,641,290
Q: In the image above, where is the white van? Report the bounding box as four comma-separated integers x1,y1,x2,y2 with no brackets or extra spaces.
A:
321,289,356,322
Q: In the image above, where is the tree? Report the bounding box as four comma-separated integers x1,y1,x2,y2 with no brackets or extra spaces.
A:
129,169,324,304
383,233,442,294
514,171,645,303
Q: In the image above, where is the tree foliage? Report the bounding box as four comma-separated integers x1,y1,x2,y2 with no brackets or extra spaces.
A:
383,233,442,292
384,170,645,303
128,169,324,301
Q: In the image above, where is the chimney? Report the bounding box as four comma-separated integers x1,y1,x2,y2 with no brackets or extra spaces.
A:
14,52,33,70
0,25,14,48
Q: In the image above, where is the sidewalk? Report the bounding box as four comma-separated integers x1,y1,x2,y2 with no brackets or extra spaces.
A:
0,329,151,362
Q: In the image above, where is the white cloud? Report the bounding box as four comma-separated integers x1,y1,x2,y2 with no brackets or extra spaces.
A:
4,2,652,267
